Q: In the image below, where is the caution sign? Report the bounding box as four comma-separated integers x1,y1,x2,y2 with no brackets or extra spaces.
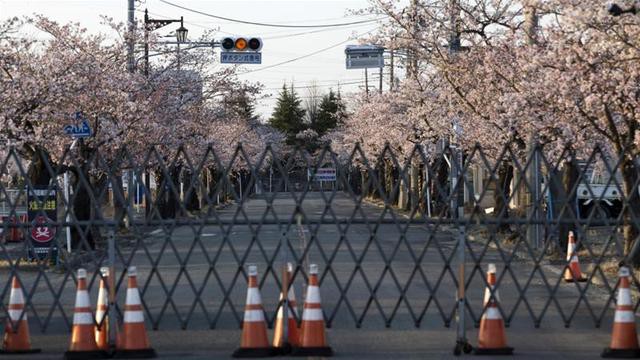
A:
27,188,58,260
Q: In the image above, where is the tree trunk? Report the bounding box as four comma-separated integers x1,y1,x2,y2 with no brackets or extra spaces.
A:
494,160,514,233
361,169,369,198
27,146,54,187
410,162,420,211
432,156,449,217
559,160,579,252
154,165,180,219
384,160,395,204
621,159,640,265
68,163,93,249
183,169,200,212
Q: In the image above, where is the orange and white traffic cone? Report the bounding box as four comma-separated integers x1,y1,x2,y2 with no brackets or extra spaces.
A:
602,266,640,358
64,268,108,360
273,263,300,354
0,276,40,354
113,266,156,358
564,231,587,282
232,265,275,358
474,263,513,355
95,267,109,351
291,264,333,357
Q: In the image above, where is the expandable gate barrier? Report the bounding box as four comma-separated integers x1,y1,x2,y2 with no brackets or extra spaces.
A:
1,143,639,356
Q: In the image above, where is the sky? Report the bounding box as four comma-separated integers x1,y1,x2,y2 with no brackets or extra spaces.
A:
0,0,390,120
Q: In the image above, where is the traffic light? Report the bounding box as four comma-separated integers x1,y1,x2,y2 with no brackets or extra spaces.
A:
221,37,262,52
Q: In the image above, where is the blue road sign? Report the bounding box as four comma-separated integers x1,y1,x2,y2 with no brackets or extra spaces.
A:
63,112,92,138
221,52,262,64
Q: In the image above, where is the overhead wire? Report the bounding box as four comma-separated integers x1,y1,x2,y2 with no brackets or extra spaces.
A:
159,0,386,28
262,77,381,91
140,8,374,40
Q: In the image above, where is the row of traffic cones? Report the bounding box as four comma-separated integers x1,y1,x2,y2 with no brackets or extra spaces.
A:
233,263,333,358
3,260,639,358
66,266,156,359
1,267,156,358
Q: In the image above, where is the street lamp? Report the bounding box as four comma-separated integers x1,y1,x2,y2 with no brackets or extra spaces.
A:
144,8,188,76
175,23,188,44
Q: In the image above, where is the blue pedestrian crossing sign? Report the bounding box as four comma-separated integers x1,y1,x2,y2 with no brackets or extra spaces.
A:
221,52,262,64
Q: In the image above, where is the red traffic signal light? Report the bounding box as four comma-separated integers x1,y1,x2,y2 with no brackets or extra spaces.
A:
248,38,262,51
221,37,262,52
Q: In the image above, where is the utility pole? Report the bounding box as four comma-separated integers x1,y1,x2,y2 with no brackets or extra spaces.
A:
448,0,462,221
379,65,383,94
389,49,394,91
450,0,470,354
524,1,541,248
408,0,419,79
127,0,135,73
364,68,369,99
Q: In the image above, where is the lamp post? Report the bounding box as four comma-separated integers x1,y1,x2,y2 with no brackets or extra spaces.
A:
142,9,188,216
144,8,188,77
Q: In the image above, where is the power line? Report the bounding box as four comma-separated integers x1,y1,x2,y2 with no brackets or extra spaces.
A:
264,24,373,40
159,0,385,28
262,77,381,91
238,28,377,75
141,9,373,40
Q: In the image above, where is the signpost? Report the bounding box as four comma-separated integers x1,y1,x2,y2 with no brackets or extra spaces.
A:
220,52,262,64
27,187,58,261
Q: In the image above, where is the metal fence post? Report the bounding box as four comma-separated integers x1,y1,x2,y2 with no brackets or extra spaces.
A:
527,142,542,248
454,224,471,355
108,229,117,347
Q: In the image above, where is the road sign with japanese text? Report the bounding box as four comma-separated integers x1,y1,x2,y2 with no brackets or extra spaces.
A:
221,52,262,64
27,188,57,260
311,168,337,182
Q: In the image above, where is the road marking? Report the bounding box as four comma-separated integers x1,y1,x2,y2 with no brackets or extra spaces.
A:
150,229,163,235
201,233,217,237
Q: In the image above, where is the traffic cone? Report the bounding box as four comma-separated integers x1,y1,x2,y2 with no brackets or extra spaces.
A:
291,264,333,357
0,276,40,354
474,263,513,355
113,266,156,358
95,267,109,351
64,268,108,360
232,265,276,358
602,266,640,358
564,231,587,282
273,263,300,354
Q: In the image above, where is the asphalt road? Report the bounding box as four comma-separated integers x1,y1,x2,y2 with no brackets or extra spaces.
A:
0,192,624,359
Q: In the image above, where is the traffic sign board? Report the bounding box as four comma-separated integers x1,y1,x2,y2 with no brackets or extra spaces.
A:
311,168,337,182
221,52,262,64
345,45,384,69
63,111,92,138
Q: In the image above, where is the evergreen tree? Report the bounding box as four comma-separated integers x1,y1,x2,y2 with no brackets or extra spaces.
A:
268,83,307,144
223,88,257,121
314,89,347,137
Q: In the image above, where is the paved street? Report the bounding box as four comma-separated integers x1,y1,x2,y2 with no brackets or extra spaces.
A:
0,192,623,358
